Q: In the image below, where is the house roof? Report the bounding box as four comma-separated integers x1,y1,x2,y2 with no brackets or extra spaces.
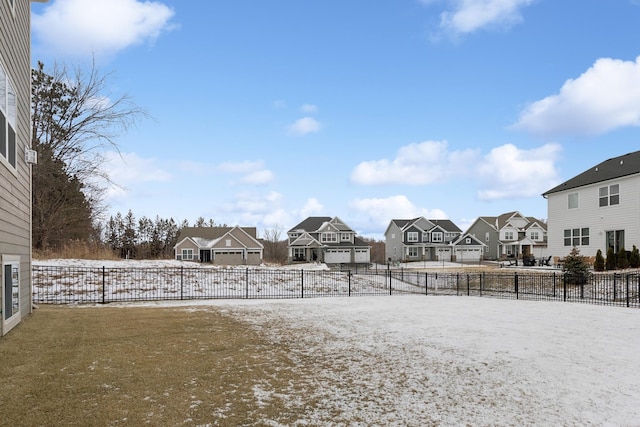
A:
388,217,461,233
176,226,257,242
288,216,333,233
543,150,640,196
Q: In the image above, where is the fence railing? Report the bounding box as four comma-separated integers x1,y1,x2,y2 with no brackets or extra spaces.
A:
32,266,640,308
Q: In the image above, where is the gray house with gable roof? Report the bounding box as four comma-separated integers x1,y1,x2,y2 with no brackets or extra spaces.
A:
543,150,640,259
287,216,370,264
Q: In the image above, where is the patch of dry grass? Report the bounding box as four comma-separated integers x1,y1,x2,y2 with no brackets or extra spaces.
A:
0,306,316,426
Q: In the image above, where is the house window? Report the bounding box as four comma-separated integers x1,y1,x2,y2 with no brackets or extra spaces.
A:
485,232,490,242
431,232,443,243
606,230,625,254
321,232,337,243
225,239,231,246
0,63,18,170
530,231,539,240
292,248,305,259
341,233,351,242
568,193,579,209
408,247,418,257
599,184,620,207
465,238,471,244
422,232,429,242
564,228,589,246
181,249,194,260
407,232,418,242
504,231,514,240
3,256,20,328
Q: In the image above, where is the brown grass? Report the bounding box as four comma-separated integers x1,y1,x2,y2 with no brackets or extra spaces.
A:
0,306,314,426
34,241,121,261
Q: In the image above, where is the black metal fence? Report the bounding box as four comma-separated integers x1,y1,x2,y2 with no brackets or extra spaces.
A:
32,265,640,308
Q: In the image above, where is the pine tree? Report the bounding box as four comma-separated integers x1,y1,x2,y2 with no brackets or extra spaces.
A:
562,247,591,285
594,249,605,272
616,246,629,269
630,245,640,269
605,247,617,271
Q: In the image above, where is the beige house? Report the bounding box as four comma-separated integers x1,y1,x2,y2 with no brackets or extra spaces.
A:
1,0,47,336
173,226,264,265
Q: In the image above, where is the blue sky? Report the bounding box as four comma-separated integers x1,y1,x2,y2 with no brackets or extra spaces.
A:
30,0,640,240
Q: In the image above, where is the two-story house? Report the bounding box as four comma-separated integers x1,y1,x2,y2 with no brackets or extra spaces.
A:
384,217,466,262
287,216,370,264
465,211,547,260
1,0,47,336
543,150,640,259
173,226,264,265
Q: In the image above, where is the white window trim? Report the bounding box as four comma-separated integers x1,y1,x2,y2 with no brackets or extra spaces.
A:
407,232,418,242
2,255,21,334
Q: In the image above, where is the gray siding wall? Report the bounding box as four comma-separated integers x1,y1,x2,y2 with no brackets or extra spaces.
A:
1,0,33,335
468,221,497,259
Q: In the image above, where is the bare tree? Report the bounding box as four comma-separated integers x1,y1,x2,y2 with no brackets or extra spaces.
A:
262,224,288,264
31,60,147,249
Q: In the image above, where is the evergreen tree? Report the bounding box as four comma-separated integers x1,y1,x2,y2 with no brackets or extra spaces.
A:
562,247,591,285
594,249,605,272
630,245,640,269
616,246,629,269
605,247,617,271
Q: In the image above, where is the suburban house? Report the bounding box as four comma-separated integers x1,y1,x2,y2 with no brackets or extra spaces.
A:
174,226,264,265
385,218,474,262
1,0,46,336
543,150,640,259
465,211,547,261
287,216,371,264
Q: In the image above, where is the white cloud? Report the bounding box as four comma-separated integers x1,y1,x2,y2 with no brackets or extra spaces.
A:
287,117,322,136
349,195,448,237
101,151,172,200
350,140,478,185
301,104,318,113
299,198,324,218
513,56,640,137
475,143,561,200
217,160,275,185
32,0,175,57
422,0,535,36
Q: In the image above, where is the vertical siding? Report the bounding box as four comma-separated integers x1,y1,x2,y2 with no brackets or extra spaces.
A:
0,0,33,334
546,174,640,258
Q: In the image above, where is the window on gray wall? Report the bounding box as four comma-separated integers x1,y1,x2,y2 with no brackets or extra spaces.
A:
0,63,17,169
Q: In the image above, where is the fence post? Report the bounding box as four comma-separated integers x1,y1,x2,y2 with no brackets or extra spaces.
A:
348,271,351,297
553,272,556,298
456,273,459,296
180,266,184,300
246,268,250,299
467,274,470,296
301,270,304,299
102,266,106,304
515,272,519,300
480,273,483,297
613,274,618,302
626,274,630,307
425,272,428,296
563,274,567,302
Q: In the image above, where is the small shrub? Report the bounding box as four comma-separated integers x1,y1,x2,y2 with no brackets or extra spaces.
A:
562,247,591,285
594,249,605,272
605,247,617,271
630,245,640,269
617,247,629,269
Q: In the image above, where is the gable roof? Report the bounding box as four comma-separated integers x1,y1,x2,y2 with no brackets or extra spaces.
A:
288,217,332,233
543,150,640,196
176,226,257,242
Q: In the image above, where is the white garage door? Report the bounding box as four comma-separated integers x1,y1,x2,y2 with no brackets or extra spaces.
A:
437,248,451,261
324,249,351,264
455,247,482,261
354,249,370,263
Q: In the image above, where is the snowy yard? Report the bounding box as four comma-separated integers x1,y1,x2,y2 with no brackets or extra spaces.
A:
112,296,640,426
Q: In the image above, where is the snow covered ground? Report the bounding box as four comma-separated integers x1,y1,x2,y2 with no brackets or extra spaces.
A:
102,296,640,426
31,259,640,424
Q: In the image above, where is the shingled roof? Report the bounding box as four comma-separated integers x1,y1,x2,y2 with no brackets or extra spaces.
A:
543,150,640,197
